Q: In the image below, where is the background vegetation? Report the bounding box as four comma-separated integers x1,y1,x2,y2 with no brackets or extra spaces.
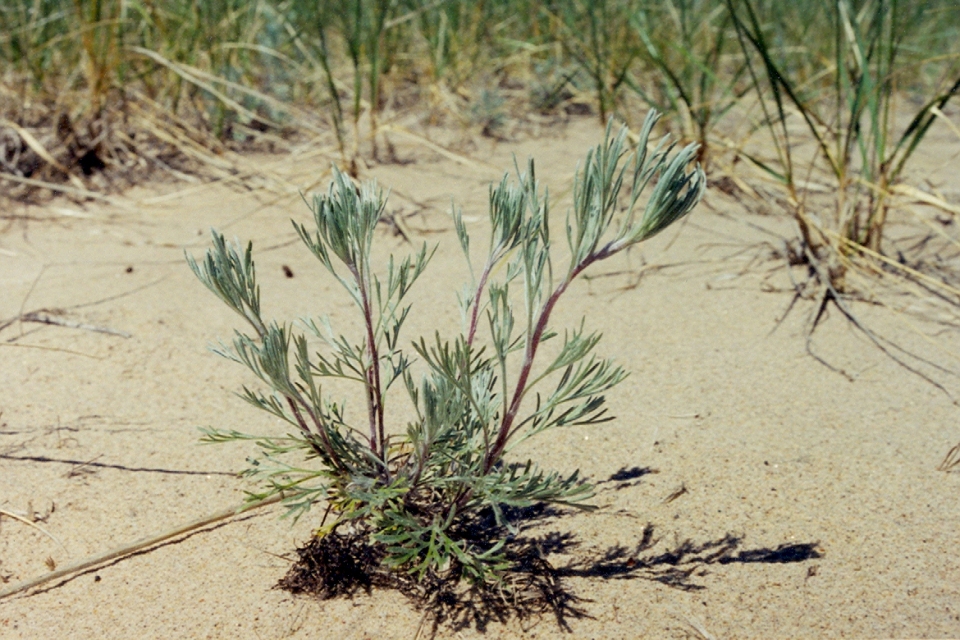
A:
3,0,960,325
3,2,958,174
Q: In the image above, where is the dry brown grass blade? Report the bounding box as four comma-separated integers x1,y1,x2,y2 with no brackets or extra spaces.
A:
0,343,103,359
0,494,283,601
930,106,960,142
842,260,960,368
128,47,286,133
673,612,718,640
128,105,306,198
0,509,68,556
128,91,225,143
0,119,83,188
939,441,960,472
892,184,960,217
14,311,131,338
384,0,451,29
794,235,958,399
158,59,326,136
902,204,960,252
1,273,132,338
130,117,253,187
825,229,960,299
130,113,232,172
379,124,497,171
0,173,132,209
134,138,338,207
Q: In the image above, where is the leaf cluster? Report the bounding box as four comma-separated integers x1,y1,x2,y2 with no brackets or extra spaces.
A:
189,112,704,586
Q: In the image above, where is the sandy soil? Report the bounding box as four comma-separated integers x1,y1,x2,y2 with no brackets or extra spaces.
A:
2,116,960,639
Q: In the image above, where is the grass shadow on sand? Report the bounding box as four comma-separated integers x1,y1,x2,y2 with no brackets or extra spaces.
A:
277,467,823,635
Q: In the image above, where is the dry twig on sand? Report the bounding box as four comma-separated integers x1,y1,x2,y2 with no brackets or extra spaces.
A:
0,494,282,600
0,509,68,556
0,310,131,339
939,442,960,472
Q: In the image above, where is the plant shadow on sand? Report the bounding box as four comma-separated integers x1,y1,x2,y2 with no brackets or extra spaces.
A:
277,466,823,635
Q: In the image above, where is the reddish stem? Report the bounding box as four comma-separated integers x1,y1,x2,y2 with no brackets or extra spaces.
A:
354,264,386,466
481,253,601,475
287,397,344,473
466,260,495,348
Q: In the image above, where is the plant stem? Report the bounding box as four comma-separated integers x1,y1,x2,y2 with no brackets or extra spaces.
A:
466,260,496,347
355,265,386,467
287,397,344,473
482,252,599,474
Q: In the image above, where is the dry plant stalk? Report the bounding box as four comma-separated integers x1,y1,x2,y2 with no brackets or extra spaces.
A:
0,495,282,601
939,442,960,472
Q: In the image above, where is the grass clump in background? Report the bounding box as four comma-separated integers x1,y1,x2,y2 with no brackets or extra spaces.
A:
188,112,704,594
2,0,957,260
727,0,960,289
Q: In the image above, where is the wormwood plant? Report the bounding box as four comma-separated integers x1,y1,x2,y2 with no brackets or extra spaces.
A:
189,113,704,586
